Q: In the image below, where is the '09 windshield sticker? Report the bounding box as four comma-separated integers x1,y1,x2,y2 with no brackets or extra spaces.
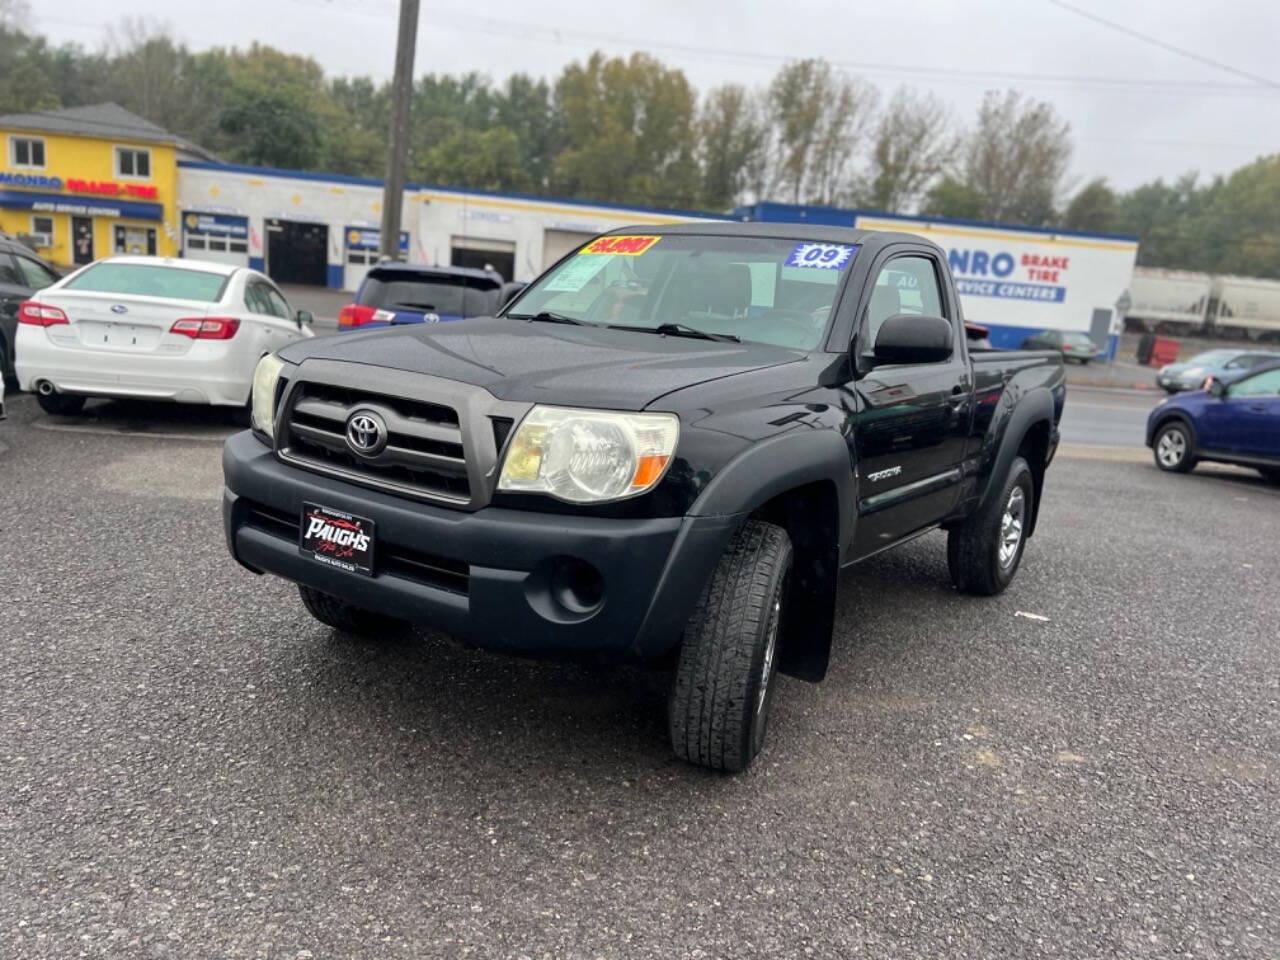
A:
785,242,858,270
581,235,661,256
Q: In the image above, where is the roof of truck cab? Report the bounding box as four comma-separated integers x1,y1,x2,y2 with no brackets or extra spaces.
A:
599,222,930,249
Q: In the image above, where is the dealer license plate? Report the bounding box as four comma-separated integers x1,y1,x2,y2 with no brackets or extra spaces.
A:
299,503,375,576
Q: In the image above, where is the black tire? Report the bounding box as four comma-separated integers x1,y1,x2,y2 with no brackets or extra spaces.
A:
297,584,409,637
947,455,1034,596
228,403,251,429
1258,467,1280,485
1152,420,1196,473
0,333,16,391
36,391,86,416
669,519,793,773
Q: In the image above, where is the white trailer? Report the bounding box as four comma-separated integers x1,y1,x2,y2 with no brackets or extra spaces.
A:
1211,275,1280,342
1124,267,1213,335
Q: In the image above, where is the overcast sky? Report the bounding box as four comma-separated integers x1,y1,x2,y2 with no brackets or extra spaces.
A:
31,0,1280,198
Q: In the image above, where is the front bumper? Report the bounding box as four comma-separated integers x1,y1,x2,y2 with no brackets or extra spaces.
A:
222,431,741,660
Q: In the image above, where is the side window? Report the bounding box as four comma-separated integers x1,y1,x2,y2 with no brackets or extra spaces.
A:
243,282,269,315
1229,369,1280,397
0,254,22,286
264,286,291,319
15,256,58,289
863,255,946,350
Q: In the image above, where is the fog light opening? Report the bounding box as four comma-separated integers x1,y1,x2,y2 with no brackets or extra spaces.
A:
550,558,604,615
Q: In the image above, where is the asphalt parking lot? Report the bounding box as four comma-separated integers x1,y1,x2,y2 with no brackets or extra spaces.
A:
2,392,1277,959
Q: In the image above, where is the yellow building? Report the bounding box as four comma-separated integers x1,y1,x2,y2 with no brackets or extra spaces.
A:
0,103,214,269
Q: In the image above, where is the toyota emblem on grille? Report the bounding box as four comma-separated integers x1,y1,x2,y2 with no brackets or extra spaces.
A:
345,410,388,457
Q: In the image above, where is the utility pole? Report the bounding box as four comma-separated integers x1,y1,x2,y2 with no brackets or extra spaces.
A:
379,0,419,260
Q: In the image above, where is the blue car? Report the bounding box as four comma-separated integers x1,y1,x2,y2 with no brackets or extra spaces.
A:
1146,360,1280,482
338,263,513,331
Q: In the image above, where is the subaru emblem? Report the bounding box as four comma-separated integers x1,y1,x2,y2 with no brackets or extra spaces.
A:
345,409,388,458
110,304,128,315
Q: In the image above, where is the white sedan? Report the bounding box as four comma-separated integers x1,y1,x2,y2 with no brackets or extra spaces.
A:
15,256,314,416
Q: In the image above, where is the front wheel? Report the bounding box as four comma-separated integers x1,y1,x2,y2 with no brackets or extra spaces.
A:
669,519,793,773
36,392,86,416
948,456,1035,596
1153,421,1196,473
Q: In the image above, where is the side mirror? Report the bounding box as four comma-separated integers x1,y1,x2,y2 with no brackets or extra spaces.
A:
872,314,954,365
1208,376,1227,398
295,309,314,328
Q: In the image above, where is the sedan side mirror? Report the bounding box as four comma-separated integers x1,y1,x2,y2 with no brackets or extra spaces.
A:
872,314,954,365
295,309,314,328
1207,376,1227,398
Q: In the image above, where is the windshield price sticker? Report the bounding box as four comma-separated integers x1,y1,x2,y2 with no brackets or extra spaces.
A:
581,235,661,256
786,242,857,270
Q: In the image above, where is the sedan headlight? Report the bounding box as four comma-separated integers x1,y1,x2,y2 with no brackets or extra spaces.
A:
250,353,286,438
497,406,679,503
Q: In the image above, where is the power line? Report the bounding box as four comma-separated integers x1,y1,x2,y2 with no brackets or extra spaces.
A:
31,5,1280,100
1047,0,1280,90
283,0,1280,99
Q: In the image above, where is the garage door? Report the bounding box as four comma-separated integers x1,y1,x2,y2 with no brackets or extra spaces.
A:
542,230,595,271
450,237,515,283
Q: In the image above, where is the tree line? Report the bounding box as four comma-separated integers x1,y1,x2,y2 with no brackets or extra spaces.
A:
2,11,1278,278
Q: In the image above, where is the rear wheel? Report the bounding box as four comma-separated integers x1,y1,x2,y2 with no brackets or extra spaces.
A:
297,584,409,637
36,392,86,416
1153,421,1196,473
0,332,15,391
948,456,1034,596
669,519,793,773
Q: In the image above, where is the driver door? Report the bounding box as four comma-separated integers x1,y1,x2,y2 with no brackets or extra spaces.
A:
1223,368,1280,459
849,250,972,559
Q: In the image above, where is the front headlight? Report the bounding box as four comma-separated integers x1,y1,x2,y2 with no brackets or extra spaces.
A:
250,353,286,439
497,405,679,503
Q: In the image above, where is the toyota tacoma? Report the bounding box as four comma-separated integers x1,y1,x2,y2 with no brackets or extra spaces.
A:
222,224,1066,772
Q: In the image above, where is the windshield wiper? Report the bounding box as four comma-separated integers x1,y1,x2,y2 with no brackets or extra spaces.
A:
394,301,437,310
608,322,740,343
507,310,587,325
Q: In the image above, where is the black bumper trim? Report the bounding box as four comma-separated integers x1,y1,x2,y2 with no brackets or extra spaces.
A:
222,431,739,659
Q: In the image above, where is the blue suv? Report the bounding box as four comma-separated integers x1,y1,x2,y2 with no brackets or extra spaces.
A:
1146,361,1280,482
337,263,517,331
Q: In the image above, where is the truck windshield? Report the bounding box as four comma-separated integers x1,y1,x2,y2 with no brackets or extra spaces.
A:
509,234,859,350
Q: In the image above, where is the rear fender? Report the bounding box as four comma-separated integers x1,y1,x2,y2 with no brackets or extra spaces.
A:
976,388,1055,537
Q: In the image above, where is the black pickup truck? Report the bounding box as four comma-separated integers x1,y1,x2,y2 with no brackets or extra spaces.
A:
222,224,1066,772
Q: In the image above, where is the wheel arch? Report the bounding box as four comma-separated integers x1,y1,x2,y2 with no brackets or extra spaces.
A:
686,430,855,684
1151,410,1198,450
977,388,1055,539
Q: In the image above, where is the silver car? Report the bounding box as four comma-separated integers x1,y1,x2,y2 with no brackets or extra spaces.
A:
1156,348,1280,393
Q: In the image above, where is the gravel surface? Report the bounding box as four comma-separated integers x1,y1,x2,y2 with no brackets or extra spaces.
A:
1,393,1277,959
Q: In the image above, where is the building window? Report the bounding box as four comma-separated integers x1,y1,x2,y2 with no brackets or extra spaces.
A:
10,136,46,169
30,215,55,247
114,224,157,255
115,147,152,179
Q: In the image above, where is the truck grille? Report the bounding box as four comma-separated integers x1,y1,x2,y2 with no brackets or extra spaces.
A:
279,382,471,504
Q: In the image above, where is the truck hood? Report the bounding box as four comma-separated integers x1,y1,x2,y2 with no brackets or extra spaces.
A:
278,316,806,409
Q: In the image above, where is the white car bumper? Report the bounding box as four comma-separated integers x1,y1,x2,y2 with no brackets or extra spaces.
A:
15,325,255,407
